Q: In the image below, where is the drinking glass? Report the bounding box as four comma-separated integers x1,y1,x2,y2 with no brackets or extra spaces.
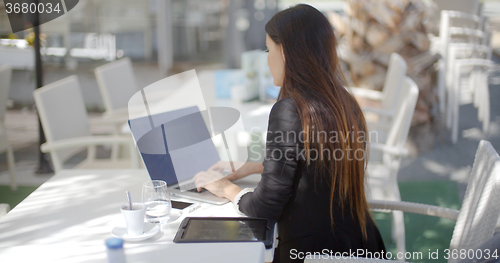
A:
142,180,172,224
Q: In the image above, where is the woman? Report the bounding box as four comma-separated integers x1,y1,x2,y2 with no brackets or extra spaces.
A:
194,4,386,262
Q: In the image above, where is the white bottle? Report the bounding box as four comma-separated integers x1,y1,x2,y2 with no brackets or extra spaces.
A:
106,238,126,263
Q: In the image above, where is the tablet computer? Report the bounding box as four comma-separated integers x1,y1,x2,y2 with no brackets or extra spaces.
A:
173,217,274,249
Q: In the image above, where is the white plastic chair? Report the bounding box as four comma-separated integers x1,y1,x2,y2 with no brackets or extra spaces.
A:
0,203,9,218
94,57,139,120
433,0,481,16
443,22,492,140
33,75,140,173
94,57,144,158
445,32,491,106
449,57,494,144
94,57,172,132
435,10,485,115
444,19,490,102
0,64,17,191
305,140,500,263
427,0,482,41
350,53,407,143
365,77,419,255
434,11,493,144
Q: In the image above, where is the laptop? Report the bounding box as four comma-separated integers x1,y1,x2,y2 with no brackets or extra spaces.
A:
128,106,255,205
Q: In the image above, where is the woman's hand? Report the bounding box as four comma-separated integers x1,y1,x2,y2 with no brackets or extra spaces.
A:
194,170,242,202
208,161,264,181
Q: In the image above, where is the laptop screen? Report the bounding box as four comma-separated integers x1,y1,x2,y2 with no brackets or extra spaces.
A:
129,106,221,186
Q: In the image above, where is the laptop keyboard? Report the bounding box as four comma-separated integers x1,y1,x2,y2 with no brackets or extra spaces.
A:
187,188,207,193
175,182,207,193
174,170,232,193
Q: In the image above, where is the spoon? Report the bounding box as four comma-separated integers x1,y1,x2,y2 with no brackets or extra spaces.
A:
126,191,133,210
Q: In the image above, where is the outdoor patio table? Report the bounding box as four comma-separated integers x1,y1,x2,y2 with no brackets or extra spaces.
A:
0,169,276,262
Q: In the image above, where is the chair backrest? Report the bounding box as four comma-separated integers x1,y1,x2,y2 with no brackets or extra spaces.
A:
95,57,138,113
433,0,480,16
33,76,91,168
439,11,484,59
384,77,419,150
380,53,407,113
449,140,500,258
0,64,12,123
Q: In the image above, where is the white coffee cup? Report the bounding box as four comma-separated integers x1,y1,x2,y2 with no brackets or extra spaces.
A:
120,203,146,236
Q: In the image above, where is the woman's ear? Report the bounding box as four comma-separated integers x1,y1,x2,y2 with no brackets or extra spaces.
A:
281,47,285,62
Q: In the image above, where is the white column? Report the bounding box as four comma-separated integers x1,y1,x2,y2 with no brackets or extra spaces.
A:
157,0,174,77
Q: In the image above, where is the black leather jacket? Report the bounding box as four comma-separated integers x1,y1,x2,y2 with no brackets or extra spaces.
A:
239,97,386,263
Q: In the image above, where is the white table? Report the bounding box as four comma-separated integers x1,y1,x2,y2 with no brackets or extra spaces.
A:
0,45,35,70
0,170,276,262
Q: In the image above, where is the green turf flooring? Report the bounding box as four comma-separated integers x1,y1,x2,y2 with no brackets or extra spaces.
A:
373,181,461,262
0,185,39,210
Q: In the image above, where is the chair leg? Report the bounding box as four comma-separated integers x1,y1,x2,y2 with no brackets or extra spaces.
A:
6,146,17,192
87,145,96,161
110,144,119,161
0,203,10,218
129,143,140,169
452,68,460,144
482,102,490,135
388,171,405,255
482,74,490,135
438,60,446,114
446,79,453,130
452,111,458,143
50,152,63,173
475,72,483,120
110,124,121,161
392,210,406,258
472,71,480,109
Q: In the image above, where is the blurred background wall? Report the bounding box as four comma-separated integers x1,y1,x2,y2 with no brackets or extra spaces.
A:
0,0,340,109
1,0,500,111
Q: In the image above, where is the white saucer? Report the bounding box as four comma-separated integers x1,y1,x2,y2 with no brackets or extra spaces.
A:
111,222,160,241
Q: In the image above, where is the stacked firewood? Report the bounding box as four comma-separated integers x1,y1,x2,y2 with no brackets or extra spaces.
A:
328,0,439,129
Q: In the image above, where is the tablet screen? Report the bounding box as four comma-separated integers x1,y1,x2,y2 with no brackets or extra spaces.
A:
181,218,268,241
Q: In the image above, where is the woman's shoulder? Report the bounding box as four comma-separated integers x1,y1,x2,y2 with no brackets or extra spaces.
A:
268,97,302,133
270,97,298,117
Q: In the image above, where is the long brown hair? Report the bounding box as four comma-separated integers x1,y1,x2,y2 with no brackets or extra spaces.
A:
265,4,372,239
